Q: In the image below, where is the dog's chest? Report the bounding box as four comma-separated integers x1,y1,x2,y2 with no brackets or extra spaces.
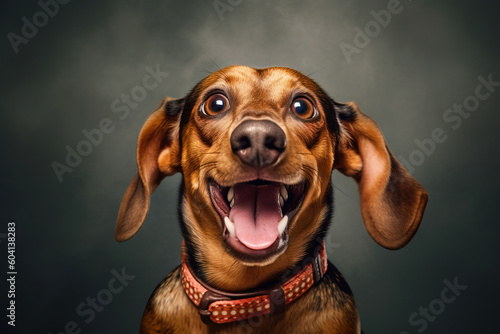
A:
141,267,360,334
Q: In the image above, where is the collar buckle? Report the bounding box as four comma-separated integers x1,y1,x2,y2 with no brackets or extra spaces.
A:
312,250,324,282
198,290,230,325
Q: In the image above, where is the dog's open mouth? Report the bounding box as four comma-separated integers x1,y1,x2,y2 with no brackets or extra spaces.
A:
209,179,307,261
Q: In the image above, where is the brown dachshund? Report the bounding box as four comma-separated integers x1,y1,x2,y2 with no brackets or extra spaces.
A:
115,66,428,333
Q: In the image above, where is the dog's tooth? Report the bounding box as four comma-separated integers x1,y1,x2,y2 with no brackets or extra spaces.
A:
227,187,234,202
280,184,288,201
230,198,234,208
279,195,284,207
277,215,288,235
224,217,235,236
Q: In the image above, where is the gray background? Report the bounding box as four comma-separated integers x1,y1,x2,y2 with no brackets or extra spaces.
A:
1,0,499,333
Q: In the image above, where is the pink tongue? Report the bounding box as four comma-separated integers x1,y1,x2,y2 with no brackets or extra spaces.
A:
229,183,282,250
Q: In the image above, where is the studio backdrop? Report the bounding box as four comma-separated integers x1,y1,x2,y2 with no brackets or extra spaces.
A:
1,0,499,333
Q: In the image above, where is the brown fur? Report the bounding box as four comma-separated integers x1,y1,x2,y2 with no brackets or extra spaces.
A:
116,66,428,333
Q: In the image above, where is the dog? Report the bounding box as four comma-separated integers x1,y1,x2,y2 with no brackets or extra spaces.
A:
115,66,428,333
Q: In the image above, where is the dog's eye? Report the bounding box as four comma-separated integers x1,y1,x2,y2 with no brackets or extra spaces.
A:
202,94,230,116
291,97,315,119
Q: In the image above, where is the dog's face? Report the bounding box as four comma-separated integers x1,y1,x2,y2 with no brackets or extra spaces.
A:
181,66,336,266
116,66,427,288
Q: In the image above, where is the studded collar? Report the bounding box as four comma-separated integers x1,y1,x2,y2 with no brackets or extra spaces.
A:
181,241,328,325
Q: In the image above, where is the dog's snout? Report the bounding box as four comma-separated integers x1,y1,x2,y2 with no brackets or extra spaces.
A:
231,120,286,168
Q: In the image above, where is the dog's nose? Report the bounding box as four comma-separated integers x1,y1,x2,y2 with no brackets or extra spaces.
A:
231,120,286,168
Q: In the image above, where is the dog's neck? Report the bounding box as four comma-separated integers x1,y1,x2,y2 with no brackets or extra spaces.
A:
181,239,328,324
182,236,327,292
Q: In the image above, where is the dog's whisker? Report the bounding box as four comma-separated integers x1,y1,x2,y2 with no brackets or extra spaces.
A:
305,65,331,77
198,68,214,75
184,161,217,179
301,165,329,183
301,165,356,202
332,183,357,202
199,161,218,169
202,52,222,71
201,54,230,84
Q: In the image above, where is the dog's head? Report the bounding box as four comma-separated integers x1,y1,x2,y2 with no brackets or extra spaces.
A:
116,66,427,288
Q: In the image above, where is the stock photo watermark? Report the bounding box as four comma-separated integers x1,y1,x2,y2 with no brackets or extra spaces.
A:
340,0,417,64
51,64,169,182
399,277,467,334
48,267,135,334
213,0,245,22
398,73,499,174
6,222,16,327
7,0,72,54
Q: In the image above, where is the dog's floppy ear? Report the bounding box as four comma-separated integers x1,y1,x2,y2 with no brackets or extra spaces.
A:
115,97,184,242
333,102,428,250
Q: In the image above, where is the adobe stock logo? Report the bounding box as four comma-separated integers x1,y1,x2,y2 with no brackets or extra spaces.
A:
339,0,407,64
7,0,72,54
339,0,421,64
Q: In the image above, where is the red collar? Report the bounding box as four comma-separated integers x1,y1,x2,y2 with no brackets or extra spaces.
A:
181,241,328,325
